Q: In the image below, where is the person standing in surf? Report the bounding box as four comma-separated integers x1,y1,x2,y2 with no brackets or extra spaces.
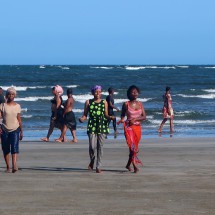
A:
158,86,174,133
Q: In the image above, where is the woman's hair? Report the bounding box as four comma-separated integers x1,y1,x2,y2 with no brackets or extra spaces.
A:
91,85,102,94
127,85,140,100
166,86,171,92
67,88,73,95
6,87,17,97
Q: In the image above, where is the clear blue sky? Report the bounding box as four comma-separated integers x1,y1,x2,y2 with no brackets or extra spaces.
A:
0,0,215,65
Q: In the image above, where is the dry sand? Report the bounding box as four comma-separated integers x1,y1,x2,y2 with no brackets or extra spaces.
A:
0,137,215,215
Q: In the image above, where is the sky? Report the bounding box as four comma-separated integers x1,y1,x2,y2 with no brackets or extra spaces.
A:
0,0,215,65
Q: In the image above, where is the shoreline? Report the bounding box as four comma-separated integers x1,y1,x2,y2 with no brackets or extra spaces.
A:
21,135,215,144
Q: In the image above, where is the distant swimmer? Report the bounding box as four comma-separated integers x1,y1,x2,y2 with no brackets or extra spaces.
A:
158,86,174,134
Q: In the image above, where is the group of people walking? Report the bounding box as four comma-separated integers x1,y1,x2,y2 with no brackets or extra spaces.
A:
0,85,174,174
41,86,78,143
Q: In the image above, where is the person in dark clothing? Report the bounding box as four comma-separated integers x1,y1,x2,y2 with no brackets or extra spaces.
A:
106,87,119,134
41,85,65,142
55,88,77,143
0,87,5,104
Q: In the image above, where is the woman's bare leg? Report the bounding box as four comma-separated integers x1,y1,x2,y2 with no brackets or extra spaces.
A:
12,153,18,173
41,121,55,142
4,153,10,172
56,125,67,142
158,118,167,133
170,118,174,133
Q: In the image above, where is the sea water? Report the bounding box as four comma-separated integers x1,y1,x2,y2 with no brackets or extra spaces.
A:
0,65,214,140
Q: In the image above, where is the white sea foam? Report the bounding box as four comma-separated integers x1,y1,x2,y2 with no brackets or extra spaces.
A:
160,66,176,69
73,94,93,103
203,89,215,93
21,108,28,112
176,119,215,124
101,92,118,96
114,98,151,103
73,109,83,113
149,119,215,125
204,66,215,69
174,111,197,117
65,85,79,88
125,66,146,70
39,65,45,69
1,86,46,91
61,67,70,70
125,66,176,70
2,86,27,91
102,92,119,95
15,96,53,102
22,115,33,118
176,66,189,68
178,94,215,99
146,115,154,119
90,66,113,69
2,85,79,91
28,86,47,89
56,66,70,70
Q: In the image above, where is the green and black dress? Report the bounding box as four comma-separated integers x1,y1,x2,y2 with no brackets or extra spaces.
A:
87,99,109,135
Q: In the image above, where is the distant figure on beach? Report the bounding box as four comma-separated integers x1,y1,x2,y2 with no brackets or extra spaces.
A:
106,87,120,135
41,85,65,142
0,87,23,173
158,86,174,133
0,87,5,104
56,88,77,143
0,87,5,125
79,85,115,173
118,85,146,173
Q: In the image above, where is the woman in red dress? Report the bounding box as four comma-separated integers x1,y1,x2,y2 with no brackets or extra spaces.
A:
118,85,146,173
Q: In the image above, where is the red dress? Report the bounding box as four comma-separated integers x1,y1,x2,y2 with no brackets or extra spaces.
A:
124,101,143,166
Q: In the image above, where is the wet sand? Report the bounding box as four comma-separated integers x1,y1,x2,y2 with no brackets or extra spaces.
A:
0,137,215,215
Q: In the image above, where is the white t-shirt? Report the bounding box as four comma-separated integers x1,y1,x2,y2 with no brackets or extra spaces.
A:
0,103,21,132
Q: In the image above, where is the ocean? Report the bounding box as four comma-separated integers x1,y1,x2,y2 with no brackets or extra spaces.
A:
0,65,214,141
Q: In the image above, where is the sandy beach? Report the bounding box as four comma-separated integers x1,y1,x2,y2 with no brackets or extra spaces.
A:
0,137,215,215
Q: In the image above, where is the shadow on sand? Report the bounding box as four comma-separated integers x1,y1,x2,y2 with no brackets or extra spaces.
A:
0,166,129,174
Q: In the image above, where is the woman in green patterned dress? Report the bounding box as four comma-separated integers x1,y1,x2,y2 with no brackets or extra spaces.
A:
79,85,115,173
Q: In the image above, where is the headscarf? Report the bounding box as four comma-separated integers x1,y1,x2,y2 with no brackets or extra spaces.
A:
55,85,63,95
91,85,102,94
6,87,17,97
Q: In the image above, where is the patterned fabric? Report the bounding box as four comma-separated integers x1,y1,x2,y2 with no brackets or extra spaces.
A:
124,122,143,166
87,99,109,134
126,101,142,126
